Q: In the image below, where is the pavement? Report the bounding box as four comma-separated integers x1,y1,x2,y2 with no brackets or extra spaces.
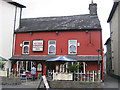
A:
103,74,120,89
1,74,120,90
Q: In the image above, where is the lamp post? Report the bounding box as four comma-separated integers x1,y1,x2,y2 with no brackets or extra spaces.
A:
96,49,101,80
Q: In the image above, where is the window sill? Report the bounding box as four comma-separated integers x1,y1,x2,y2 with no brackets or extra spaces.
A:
48,54,56,56
68,54,77,56
22,54,29,55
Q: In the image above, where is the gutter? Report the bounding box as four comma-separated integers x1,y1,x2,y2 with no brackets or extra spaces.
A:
107,2,119,22
4,0,26,8
14,28,102,34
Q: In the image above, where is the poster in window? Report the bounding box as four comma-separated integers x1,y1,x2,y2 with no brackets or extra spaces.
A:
37,63,42,71
32,40,43,51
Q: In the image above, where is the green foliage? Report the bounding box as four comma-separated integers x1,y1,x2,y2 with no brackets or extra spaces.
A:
67,63,79,73
0,62,5,69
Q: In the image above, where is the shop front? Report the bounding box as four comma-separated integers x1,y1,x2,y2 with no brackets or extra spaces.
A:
10,55,102,81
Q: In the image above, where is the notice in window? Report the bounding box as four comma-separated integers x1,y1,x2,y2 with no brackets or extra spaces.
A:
32,40,43,51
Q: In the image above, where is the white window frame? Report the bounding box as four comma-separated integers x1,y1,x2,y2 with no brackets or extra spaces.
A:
48,40,56,54
22,41,30,54
37,63,42,71
68,40,77,54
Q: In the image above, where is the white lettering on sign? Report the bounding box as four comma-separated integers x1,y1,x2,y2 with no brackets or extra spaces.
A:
32,40,43,51
42,75,49,89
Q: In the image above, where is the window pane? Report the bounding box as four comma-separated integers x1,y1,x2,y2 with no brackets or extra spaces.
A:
37,63,42,71
49,46,55,53
24,42,29,45
49,41,55,44
70,45,76,53
23,46,29,53
69,40,77,44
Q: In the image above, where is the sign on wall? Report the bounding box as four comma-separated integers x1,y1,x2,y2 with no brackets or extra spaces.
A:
53,73,73,80
32,40,43,51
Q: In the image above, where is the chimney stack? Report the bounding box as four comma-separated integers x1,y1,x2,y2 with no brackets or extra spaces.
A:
89,3,97,15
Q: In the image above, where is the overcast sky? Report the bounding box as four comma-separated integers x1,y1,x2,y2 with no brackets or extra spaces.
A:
14,0,114,53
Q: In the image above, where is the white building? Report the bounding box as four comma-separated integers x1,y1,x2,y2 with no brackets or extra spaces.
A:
107,0,120,77
0,0,25,70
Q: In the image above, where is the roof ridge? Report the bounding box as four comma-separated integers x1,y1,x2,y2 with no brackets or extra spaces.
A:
21,14,91,20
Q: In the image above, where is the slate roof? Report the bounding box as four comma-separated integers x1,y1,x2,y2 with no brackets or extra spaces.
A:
9,55,102,62
15,14,102,33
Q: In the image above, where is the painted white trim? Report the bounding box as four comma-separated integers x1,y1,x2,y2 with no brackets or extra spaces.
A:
78,62,79,73
17,61,18,72
22,41,30,54
63,64,65,72
68,40,77,54
83,62,86,74
72,62,74,65
48,40,56,55
13,34,16,55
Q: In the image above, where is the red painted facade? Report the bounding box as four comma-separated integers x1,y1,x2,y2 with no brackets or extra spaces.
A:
14,31,101,56
13,30,103,80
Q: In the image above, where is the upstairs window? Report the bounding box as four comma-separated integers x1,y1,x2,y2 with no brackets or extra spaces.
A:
48,40,56,54
68,40,77,54
22,41,30,54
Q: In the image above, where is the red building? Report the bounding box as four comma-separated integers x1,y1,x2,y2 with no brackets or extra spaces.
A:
10,3,103,80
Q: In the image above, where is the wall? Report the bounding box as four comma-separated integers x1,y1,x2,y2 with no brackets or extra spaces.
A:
106,40,112,74
110,4,119,76
14,30,101,56
86,62,98,72
0,0,21,59
118,3,120,76
0,0,21,70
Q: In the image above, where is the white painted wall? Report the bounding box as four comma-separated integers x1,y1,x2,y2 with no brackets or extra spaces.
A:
110,4,119,76
0,0,21,70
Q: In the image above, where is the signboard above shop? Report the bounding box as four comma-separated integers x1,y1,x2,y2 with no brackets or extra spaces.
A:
32,40,43,51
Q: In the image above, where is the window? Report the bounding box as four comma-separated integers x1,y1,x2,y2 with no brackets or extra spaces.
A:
68,40,77,54
37,63,42,71
48,40,56,54
22,41,30,54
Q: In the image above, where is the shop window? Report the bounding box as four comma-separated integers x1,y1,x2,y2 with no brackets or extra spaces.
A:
22,41,30,54
68,40,77,54
59,64,65,72
48,40,56,54
37,63,42,71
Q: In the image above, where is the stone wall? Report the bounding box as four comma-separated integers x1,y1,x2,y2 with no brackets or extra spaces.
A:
48,81,102,88
39,80,103,88
2,77,21,85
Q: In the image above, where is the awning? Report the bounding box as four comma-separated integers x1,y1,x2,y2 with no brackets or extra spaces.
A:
9,55,102,62
46,56,77,62
0,56,8,61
